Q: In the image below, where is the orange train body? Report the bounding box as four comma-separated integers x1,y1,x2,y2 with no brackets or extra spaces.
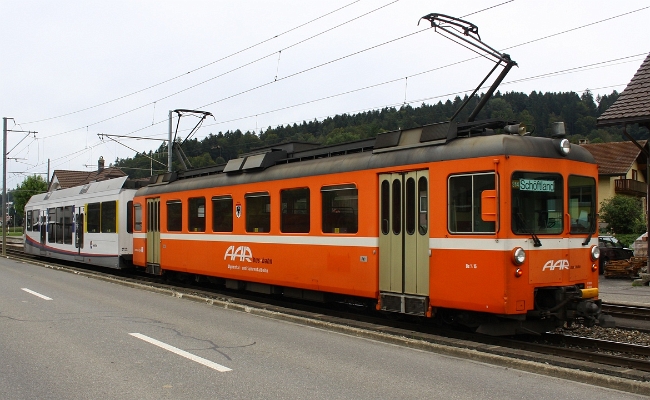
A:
131,127,608,334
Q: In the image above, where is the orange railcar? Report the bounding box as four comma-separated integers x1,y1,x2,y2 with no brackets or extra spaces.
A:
132,121,608,335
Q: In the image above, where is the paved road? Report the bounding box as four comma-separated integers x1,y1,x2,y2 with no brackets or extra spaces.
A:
599,274,650,306
0,258,646,399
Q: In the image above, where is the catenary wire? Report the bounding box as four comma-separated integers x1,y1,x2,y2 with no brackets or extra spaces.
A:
20,0,365,125
39,1,402,139
12,4,646,179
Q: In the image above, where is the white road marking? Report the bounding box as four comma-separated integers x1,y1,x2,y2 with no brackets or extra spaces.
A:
21,288,53,300
129,333,232,372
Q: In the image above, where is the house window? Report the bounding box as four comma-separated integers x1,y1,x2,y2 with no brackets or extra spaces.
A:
632,169,638,181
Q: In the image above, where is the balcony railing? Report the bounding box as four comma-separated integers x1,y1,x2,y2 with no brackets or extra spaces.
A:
614,179,647,197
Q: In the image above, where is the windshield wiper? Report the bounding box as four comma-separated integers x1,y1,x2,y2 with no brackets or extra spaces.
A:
516,213,542,247
582,213,596,246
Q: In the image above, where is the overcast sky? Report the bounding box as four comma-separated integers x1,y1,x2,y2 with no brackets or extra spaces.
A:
1,0,649,189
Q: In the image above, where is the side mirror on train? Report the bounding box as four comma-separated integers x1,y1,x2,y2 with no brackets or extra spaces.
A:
481,190,497,222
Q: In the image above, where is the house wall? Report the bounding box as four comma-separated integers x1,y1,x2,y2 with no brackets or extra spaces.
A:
597,159,647,229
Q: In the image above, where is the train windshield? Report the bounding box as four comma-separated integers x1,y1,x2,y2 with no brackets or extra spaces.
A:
568,175,597,234
511,172,563,235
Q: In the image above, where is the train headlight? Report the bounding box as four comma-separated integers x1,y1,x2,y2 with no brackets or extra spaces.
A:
558,138,570,156
590,245,600,261
512,247,526,266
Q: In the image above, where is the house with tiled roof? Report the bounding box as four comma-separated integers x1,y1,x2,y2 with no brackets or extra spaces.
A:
48,156,127,191
580,141,647,212
595,51,650,235
597,52,650,127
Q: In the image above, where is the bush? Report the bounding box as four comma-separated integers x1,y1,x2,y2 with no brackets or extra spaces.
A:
600,195,645,234
613,233,640,248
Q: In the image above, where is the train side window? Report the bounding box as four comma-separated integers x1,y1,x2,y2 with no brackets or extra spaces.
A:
127,201,134,234
101,201,117,233
167,200,182,232
47,208,56,243
212,196,233,232
87,203,100,233
26,211,32,231
33,209,40,232
188,197,206,232
63,206,73,244
406,177,416,235
448,172,496,234
245,192,270,233
568,175,596,234
55,206,64,244
321,184,358,234
380,181,389,235
134,203,142,231
76,213,84,248
418,177,428,235
392,179,401,235
281,188,309,233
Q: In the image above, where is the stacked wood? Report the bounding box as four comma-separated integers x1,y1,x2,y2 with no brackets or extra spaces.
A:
604,257,646,278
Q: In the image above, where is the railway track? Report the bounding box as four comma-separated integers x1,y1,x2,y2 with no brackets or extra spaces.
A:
4,245,650,381
536,333,650,370
602,303,650,321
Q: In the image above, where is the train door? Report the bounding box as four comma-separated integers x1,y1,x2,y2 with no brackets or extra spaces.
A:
146,198,161,274
74,206,84,261
378,170,430,316
39,210,47,256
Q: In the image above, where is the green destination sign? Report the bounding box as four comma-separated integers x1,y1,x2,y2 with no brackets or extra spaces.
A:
518,179,555,192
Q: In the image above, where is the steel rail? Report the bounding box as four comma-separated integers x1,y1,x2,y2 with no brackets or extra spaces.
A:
602,303,650,321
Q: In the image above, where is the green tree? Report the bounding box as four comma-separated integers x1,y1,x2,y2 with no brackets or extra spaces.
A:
13,175,48,216
599,195,645,234
486,98,515,120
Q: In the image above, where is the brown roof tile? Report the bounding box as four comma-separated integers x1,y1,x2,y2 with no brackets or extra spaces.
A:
50,167,126,190
598,52,650,126
580,140,647,175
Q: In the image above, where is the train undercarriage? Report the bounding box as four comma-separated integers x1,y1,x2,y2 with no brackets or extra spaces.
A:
156,269,615,336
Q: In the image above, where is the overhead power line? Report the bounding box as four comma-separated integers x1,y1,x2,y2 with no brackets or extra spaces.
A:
40,0,402,139
21,0,365,125
14,3,648,177
119,4,650,141
87,52,644,141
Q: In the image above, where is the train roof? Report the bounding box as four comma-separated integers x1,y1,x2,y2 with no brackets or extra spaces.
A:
136,120,596,197
25,176,135,207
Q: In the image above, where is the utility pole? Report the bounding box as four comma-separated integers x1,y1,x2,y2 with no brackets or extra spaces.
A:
2,118,37,255
2,117,7,256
